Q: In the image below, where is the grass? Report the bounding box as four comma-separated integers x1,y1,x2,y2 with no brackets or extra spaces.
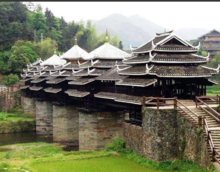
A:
31,156,161,172
0,112,33,123
0,138,216,172
207,85,220,96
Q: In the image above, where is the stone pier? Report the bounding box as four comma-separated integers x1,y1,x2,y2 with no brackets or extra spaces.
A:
53,105,79,146
79,111,124,151
21,96,36,116
35,101,53,135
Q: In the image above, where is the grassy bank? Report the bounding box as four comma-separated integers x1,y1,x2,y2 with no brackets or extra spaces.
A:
207,85,220,96
0,112,35,133
0,140,216,172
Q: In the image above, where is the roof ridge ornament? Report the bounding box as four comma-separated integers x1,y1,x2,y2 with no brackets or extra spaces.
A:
74,33,78,46
59,70,66,75
151,41,156,49
105,29,109,44
149,51,156,60
88,67,95,74
116,65,130,72
146,64,154,74
91,59,99,66
130,44,133,51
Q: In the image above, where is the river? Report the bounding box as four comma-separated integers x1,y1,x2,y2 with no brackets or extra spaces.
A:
0,132,53,146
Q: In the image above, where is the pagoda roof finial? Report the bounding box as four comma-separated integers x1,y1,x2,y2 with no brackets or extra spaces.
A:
105,29,109,44
75,33,78,46
54,45,57,54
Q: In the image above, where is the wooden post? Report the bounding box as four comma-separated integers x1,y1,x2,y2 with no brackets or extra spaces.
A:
157,98,159,110
202,117,205,130
174,97,177,110
198,116,202,127
142,96,146,107
212,147,215,162
195,96,197,108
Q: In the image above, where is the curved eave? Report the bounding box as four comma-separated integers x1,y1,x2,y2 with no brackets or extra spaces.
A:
68,80,95,85
118,72,213,78
151,60,207,64
123,60,150,64
154,49,198,52
114,99,141,105
116,80,157,87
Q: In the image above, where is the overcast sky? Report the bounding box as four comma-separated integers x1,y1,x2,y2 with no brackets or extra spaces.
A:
31,2,219,30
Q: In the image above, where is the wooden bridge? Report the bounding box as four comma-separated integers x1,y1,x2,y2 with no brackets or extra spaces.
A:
142,95,220,170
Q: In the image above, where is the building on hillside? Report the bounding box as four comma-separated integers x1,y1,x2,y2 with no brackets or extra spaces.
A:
191,29,220,59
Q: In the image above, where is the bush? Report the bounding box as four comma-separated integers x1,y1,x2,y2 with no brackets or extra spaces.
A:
105,137,125,152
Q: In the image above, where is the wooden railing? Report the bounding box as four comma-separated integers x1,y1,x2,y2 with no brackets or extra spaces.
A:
203,118,220,163
142,95,220,163
196,95,220,122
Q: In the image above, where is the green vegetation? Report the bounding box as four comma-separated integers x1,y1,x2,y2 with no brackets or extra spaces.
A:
207,85,220,96
0,137,216,172
0,2,123,82
0,112,33,123
0,112,35,133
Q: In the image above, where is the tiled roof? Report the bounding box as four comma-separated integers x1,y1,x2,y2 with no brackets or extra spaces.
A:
93,60,119,68
132,35,169,53
85,43,130,60
20,85,29,90
64,63,80,70
96,67,127,81
68,77,95,85
46,78,66,84
123,55,150,64
119,64,218,77
44,87,62,94
61,45,88,60
41,54,67,66
31,78,46,84
65,75,81,81
29,86,43,91
153,53,207,62
116,78,157,87
65,89,90,97
94,92,142,105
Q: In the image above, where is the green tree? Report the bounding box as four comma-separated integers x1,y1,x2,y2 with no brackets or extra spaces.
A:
1,74,19,87
34,38,56,60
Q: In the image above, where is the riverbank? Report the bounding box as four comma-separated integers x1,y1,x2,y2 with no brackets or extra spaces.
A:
0,139,216,172
0,112,35,133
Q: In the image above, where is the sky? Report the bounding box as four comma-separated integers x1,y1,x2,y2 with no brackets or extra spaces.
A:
30,2,219,31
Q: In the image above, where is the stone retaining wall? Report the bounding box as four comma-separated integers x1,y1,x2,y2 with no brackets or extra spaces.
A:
124,108,212,169
53,105,79,146
79,111,124,151
35,100,53,135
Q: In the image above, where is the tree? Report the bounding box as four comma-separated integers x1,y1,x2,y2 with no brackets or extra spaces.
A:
119,41,123,50
210,51,220,67
1,74,19,87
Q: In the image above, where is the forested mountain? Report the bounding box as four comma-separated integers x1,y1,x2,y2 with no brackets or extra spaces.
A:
0,2,121,81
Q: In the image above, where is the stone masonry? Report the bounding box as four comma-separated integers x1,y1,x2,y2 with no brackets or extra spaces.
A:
21,96,36,116
79,111,124,151
124,108,212,169
35,100,53,135
53,105,79,146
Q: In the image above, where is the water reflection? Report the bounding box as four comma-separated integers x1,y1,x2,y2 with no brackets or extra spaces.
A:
0,132,53,146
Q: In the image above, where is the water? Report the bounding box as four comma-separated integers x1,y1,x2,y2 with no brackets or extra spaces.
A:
0,132,53,146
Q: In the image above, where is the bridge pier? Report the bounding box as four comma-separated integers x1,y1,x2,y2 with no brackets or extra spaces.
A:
79,111,124,151
21,96,36,116
35,100,53,135
53,105,79,146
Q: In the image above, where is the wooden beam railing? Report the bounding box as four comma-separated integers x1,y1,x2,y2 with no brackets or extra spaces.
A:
196,96,220,122
202,118,220,162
